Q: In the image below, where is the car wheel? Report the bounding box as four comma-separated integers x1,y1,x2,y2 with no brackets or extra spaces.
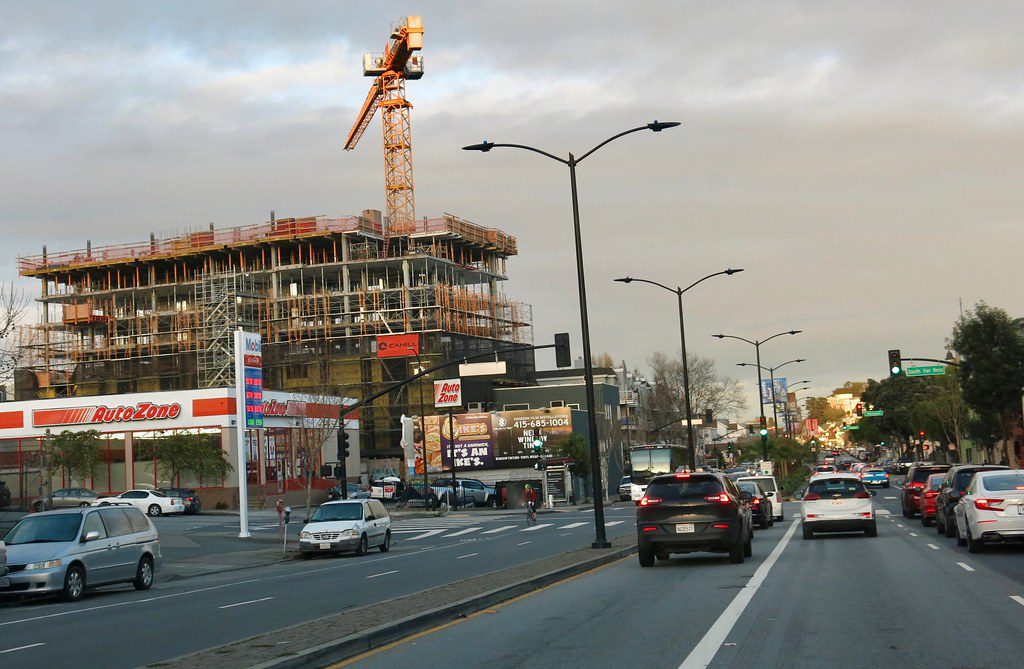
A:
760,516,769,530
99,501,110,506
133,556,154,591
743,533,753,557
59,564,86,602
32,500,45,512
147,504,162,517
638,545,655,567
883,482,890,488
768,516,775,527
921,515,933,527
945,518,957,538
728,539,745,564
78,502,90,507
355,534,368,556
802,524,814,540
865,522,878,537
967,525,985,554
379,531,391,553
655,552,669,561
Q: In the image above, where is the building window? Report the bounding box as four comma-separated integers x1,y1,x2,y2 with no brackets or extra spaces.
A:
503,403,529,411
567,403,580,410
549,400,564,408
467,402,484,412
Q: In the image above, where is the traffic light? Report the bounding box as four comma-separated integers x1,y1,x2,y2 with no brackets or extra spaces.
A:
919,431,925,438
855,403,863,417
888,349,902,377
532,437,544,451
339,429,351,460
758,416,768,437
554,332,571,368
333,465,343,479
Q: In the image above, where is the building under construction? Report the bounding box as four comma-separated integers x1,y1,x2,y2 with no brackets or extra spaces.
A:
15,210,535,458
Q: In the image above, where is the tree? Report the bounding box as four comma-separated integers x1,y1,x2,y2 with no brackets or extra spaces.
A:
46,430,103,485
591,351,615,368
859,375,936,458
646,351,746,445
155,432,232,486
832,381,868,397
950,302,1024,467
294,390,345,518
0,283,28,386
549,432,591,483
805,397,846,425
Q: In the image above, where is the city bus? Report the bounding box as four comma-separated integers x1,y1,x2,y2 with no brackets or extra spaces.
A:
626,444,688,502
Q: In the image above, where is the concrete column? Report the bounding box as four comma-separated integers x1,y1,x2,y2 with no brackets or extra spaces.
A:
124,433,134,490
341,236,352,337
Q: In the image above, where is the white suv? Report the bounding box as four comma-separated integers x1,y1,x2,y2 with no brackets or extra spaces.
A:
738,475,783,520
801,473,876,539
954,469,1024,553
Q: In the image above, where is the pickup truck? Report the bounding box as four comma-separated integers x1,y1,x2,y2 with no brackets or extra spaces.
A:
430,478,495,507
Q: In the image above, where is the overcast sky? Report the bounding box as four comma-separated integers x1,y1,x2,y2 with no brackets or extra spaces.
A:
3,1,1023,415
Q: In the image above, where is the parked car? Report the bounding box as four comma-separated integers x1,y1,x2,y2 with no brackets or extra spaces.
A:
298,499,391,557
369,476,404,500
636,471,753,566
953,469,1024,553
861,468,890,488
801,473,877,539
430,478,495,507
0,538,6,591
737,480,773,529
901,464,951,518
92,489,185,517
918,473,945,526
935,464,1008,538
157,487,202,514
328,483,371,501
737,475,784,520
0,506,160,602
31,487,101,512
618,476,631,502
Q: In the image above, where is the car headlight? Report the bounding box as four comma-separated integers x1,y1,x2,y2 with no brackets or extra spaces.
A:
25,559,62,570
300,531,311,539
342,529,359,537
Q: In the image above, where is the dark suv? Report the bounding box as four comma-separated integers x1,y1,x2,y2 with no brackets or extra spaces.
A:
901,464,951,518
934,464,1008,537
636,472,753,566
157,488,202,514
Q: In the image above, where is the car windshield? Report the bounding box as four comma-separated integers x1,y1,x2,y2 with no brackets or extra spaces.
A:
737,482,760,495
744,477,777,491
808,478,868,498
646,477,722,500
4,514,82,544
310,503,363,522
911,468,945,484
982,473,1024,492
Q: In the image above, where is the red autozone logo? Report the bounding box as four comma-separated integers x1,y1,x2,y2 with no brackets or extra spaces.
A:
33,402,182,427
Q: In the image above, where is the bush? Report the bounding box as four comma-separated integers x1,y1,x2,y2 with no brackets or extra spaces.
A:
215,501,229,510
780,465,811,496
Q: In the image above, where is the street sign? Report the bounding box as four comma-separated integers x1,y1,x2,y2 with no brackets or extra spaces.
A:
863,410,884,417
843,425,860,430
906,365,945,377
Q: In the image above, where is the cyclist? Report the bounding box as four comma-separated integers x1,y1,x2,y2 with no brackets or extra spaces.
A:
524,484,538,525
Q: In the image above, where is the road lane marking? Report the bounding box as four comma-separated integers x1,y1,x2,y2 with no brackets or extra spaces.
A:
909,532,918,537
517,541,532,546
678,517,800,669
884,496,896,499
456,553,478,559
0,643,45,654
927,543,940,550
957,562,975,572
559,522,587,529
443,527,482,537
397,529,446,541
561,533,571,536
1012,596,1024,607
482,525,517,534
896,524,905,529
875,509,891,516
521,523,553,532
605,521,624,527
366,570,399,579
218,596,274,609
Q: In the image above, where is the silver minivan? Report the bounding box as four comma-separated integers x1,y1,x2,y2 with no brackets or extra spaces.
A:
299,499,391,556
1,506,161,602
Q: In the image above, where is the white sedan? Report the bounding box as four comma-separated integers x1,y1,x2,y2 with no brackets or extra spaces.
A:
92,489,185,517
801,473,877,539
954,469,1024,553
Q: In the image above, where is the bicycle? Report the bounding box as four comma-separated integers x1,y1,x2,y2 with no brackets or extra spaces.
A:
525,501,537,526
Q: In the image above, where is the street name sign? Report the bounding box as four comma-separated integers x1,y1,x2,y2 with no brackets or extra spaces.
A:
906,365,945,377
863,410,884,417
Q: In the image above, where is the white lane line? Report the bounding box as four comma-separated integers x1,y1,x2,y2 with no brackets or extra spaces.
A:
605,520,624,527
927,543,940,550
909,532,918,537
517,541,532,546
875,509,892,516
218,596,274,610
1011,596,1024,607
678,518,800,669
957,562,975,572
559,522,588,529
884,496,896,499
482,525,517,534
0,643,45,654
896,524,905,529
560,533,571,536
521,523,553,532
444,527,482,537
399,529,446,541
456,553,478,560
366,570,399,579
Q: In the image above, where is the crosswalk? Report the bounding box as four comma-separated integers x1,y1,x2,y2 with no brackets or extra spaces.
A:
388,517,624,541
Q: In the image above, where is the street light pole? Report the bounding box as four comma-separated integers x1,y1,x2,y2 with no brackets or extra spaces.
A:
465,121,680,549
736,359,805,441
407,348,430,504
615,269,742,471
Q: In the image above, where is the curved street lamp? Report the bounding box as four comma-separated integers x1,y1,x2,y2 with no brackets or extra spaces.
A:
737,359,806,440
464,121,681,549
615,269,743,470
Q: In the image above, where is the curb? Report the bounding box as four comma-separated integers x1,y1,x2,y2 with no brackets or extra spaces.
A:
242,544,635,669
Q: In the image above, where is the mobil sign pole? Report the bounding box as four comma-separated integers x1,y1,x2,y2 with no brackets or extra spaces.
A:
434,378,462,509
234,329,264,538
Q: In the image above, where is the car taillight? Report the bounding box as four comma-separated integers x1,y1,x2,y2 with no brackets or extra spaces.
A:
704,492,730,504
859,512,872,517
641,525,658,533
908,482,924,490
803,493,822,501
924,491,939,498
639,497,661,507
712,523,729,529
752,498,761,506
974,498,1005,511
675,472,691,479
854,491,871,499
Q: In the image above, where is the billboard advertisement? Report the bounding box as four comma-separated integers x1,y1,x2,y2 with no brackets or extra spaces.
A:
376,333,420,358
759,378,788,406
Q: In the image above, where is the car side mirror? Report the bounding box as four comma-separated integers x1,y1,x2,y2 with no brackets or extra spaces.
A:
82,530,100,543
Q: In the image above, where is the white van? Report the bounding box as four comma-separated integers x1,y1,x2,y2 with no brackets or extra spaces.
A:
299,499,391,557
738,475,784,520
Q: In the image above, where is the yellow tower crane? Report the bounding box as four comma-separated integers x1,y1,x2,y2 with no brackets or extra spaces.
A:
343,16,424,256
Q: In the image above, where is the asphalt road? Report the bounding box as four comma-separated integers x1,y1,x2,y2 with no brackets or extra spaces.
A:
0,504,637,668
345,480,1024,669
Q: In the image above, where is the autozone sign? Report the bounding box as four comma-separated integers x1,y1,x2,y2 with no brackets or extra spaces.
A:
434,379,462,408
33,402,183,427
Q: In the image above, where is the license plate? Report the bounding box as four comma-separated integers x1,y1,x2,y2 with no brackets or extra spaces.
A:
675,523,695,533
0,577,8,588
319,542,331,550
831,500,844,506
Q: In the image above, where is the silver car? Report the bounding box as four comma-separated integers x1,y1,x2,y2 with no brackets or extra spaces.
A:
299,499,391,556
1,506,161,602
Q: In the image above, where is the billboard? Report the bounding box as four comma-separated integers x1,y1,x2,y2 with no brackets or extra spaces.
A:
433,379,462,408
759,377,788,406
376,333,420,359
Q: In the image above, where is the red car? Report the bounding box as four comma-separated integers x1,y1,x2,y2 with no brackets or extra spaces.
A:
902,464,951,518
918,473,944,526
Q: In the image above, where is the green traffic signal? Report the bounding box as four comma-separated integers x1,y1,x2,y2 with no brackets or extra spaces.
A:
532,438,543,450
758,428,768,437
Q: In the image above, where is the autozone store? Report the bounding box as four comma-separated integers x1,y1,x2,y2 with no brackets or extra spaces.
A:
0,388,357,509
